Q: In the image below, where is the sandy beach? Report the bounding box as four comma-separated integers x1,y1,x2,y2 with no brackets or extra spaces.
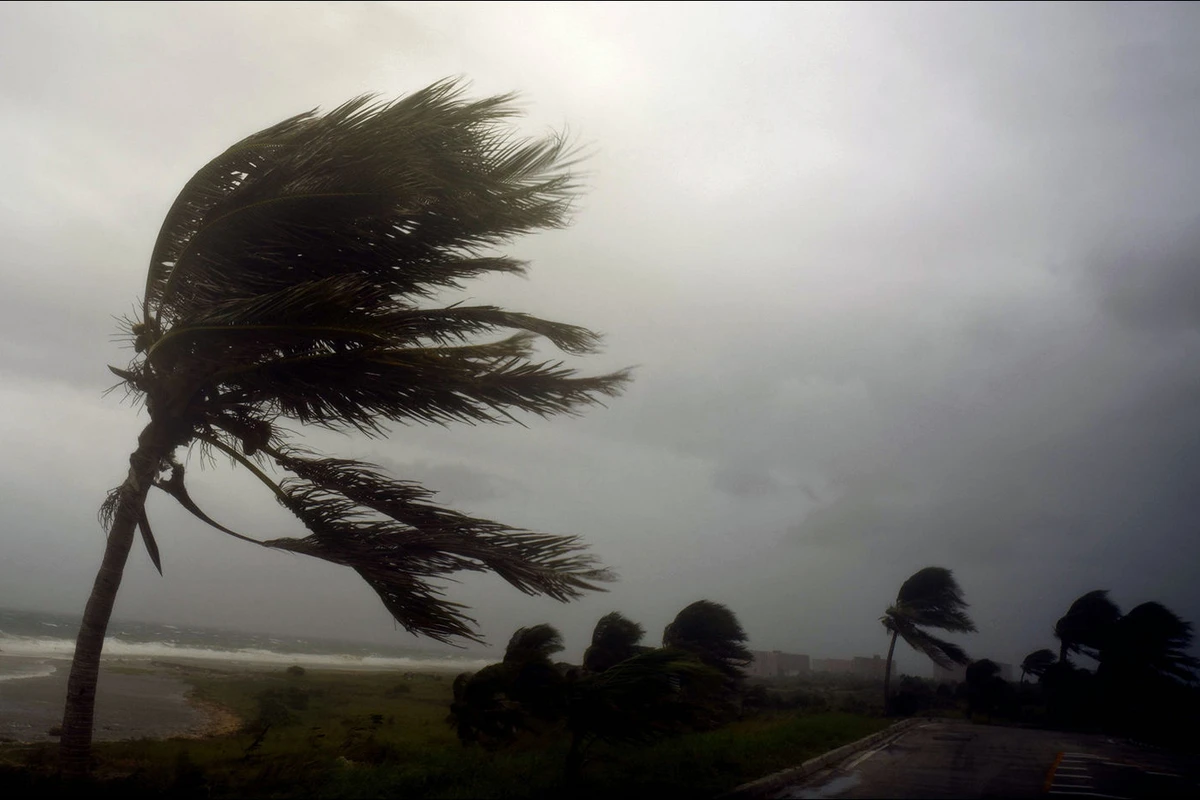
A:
0,656,215,743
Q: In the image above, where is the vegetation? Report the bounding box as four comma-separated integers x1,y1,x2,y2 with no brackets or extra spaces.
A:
662,601,753,689
450,602,749,784
879,567,976,714
1054,590,1121,664
582,612,649,674
959,590,1200,748
1019,649,1056,683
62,79,632,775
0,666,888,799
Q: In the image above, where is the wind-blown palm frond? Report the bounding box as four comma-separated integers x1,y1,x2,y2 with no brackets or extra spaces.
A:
258,458,611,642
888,618,970,669
583,612,648,674
504,624,566,665
893,567,977,633
568,648,725,745
1103,602,1198,684
1020,648,1057,681
1055,590,1121,663
662,600,752,683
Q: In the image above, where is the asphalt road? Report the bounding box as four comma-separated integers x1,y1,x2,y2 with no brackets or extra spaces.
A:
774,721,1200,799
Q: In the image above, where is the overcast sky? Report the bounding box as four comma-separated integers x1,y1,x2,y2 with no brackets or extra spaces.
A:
2,1,1199,674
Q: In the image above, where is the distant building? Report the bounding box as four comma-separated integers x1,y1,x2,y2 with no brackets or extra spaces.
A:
748,650,811,678
933,663,967,684
852,655,887,680
811,657,854,675
934,661,1016,684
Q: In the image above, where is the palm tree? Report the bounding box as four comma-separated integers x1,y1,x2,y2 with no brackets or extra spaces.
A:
60,80,631,777
1019,648,1057,683
583,612,648,674
563,648,724,784
450,623,569,746
662,600,753,686
880,567,976,715
1100,602,1198,685
1054,590,1121,665
448,623,724,779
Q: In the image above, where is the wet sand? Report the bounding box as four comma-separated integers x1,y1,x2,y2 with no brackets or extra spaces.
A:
0,656,210,742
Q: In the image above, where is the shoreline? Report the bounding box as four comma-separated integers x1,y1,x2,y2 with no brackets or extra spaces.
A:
1,654,456,744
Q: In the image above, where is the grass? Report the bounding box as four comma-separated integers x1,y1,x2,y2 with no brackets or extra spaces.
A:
0,667,890,799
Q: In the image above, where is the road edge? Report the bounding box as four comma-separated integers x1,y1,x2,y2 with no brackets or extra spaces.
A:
720,717,925,800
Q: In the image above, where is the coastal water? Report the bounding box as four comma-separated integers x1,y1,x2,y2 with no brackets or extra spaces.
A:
0,606,491,679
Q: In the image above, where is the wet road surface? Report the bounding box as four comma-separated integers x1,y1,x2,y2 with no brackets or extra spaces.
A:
774,720,1200,799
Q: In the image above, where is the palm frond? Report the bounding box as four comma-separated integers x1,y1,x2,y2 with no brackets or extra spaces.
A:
153,461,266,546
206,350,630,435
894,567,977,633
584,612,647,674
897,623,971,669
256,450,611,643
1055,589,1121,660
569,648,726,744
136,506,163,576
662,600,752,681
144,80,578,330
1106,602,1199,683
1021,648,1057,678
504,624,565,665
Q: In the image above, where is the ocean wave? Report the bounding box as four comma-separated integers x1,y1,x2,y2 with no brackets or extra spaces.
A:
0,664,58,682
0,634,489,672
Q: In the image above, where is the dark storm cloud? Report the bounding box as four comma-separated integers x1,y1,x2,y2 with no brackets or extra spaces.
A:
372,457,519,507
3,2,1200,668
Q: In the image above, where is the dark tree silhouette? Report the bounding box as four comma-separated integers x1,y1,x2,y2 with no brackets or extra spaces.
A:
61,80,632,776
965,659,1007,718
562,648,723,784
1100,602,1198,685
662,600,753,687
450,623,568,747
1054,590,1121,664
448,621,723,785
880,567,976,715
583,612,648,674
1020,649,1057,683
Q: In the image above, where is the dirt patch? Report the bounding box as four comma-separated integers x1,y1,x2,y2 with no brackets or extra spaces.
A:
180,693,242,739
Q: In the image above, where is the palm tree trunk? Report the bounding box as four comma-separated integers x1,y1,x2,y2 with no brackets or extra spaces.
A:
60,422,167,779
883,630,898,716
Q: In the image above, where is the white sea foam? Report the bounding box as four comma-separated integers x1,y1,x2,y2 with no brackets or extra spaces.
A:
0,634,489,672
0,663,58,682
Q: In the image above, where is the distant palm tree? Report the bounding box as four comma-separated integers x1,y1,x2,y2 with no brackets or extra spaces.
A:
880,567,976,714
448,622,724,782
662,600,753,686
1019,648,1057,683
1055,590,1121,665
583,612,648,674
60,80,631,776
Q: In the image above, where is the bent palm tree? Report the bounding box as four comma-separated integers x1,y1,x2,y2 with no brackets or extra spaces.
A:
61,80,631,777
583,611,648,674
881,567,976,714
1101,602,1198,685
662,600,753,686
1020,648,1057,683
1054,590,1121,665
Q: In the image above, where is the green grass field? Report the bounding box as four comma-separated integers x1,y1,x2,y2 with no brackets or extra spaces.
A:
0,666,890,798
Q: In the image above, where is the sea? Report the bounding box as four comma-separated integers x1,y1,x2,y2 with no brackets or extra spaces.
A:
0,606,492,682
